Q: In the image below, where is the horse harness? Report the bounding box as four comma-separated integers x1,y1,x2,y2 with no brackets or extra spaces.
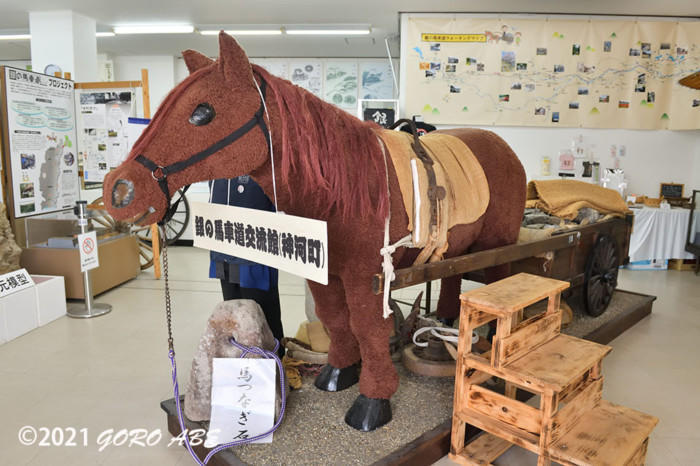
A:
388,119,446,239
134,74,272,226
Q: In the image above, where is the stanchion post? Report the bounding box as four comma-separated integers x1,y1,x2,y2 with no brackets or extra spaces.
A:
67,201,112,318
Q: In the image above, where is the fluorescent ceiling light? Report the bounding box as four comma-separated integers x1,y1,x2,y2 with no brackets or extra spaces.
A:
114,25,194,34
285,28,370,35
0,34,31,40
201,29,281,36
96,32,115,37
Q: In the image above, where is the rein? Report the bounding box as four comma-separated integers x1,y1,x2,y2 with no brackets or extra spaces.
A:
135,75,272,225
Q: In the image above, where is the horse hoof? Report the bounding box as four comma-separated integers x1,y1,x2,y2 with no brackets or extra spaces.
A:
345,394,392,431
314,363,359,392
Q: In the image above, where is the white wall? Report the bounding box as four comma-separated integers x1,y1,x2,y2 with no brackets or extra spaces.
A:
475,126,700,197
113,55,175,114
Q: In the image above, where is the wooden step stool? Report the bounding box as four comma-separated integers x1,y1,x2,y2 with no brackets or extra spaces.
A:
449,273,657,466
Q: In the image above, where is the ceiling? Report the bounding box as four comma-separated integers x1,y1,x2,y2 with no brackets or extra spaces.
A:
0,0,698,60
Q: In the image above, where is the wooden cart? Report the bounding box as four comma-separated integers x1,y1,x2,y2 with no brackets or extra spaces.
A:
373,214,633,317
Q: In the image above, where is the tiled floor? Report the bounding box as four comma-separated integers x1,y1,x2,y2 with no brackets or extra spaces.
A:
1,246,698,465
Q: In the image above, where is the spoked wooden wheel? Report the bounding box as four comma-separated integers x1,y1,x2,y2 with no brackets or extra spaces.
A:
583,234,619,317
134,189,190,246
87,196,157,270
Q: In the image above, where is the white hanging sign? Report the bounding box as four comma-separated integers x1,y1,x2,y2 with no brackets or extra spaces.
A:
205,358,277,447
191,202,328,285
78,231,99,272
0,268,34,298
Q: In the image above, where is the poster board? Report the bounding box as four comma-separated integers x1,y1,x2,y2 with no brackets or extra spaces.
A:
74,81,143,188
400,14,700,129
0,66,80,219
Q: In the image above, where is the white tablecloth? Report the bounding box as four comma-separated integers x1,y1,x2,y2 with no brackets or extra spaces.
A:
629,206,695,262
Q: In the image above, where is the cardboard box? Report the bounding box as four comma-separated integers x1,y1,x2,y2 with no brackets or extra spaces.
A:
668,259,697,271
20,235,140,299
1,286,39,341
33,275,67,325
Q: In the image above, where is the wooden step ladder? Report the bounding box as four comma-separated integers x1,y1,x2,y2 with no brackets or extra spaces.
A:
450,273,657,466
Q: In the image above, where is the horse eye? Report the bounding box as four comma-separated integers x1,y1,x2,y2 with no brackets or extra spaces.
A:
189,103,215,126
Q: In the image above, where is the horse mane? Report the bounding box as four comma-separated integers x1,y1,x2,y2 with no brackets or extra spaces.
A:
253,65,388,221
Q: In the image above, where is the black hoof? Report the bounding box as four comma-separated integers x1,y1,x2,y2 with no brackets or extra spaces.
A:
314,363,359,392
345,394,392,431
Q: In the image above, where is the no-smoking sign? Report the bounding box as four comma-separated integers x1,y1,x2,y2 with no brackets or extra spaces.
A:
78,231,99,272
82,236,95,254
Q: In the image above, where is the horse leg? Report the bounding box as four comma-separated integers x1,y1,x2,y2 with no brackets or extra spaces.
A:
308,275,361,392
435,223,484,322
342,273,397,431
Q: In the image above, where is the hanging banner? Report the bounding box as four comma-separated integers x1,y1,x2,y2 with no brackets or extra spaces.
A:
2,67,80,217
191,202,328,285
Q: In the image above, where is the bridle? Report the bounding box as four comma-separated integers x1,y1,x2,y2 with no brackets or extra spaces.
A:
133,75,271,225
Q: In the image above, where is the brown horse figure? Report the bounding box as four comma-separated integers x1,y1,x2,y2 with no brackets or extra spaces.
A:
103,33,526,431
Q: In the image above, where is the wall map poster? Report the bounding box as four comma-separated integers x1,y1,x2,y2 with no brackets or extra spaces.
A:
2,67,79,217
402,16,700,129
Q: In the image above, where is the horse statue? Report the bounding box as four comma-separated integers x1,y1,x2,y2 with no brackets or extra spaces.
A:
103,32,526,432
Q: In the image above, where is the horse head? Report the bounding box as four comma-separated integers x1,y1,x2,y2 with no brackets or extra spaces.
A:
103,32,270,225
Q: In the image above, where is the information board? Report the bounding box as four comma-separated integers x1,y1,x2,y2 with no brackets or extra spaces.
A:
2,67,79,217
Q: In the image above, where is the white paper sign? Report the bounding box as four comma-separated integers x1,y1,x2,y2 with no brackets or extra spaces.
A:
0,268,34,298
205,358,277,448
192,202,328,285
78,231,99,272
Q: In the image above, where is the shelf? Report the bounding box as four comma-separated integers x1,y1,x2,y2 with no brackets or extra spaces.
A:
548,400,658,466
502,334,611,392
460,273,570,315
449,432,513,466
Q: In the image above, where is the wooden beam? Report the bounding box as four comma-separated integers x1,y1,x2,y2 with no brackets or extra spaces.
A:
139,68,160,279
372,232,581,294
141,68,151,119
74,80,143,89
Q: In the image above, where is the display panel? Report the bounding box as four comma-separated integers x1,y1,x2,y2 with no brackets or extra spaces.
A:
2,67,79,217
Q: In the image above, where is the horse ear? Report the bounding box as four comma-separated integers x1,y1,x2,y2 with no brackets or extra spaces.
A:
217,31,254,84
182,50,213,74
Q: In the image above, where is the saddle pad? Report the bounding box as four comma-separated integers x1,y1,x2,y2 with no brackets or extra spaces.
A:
379,130,490,263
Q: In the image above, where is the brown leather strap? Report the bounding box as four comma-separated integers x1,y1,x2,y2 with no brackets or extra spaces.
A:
389,119,446,236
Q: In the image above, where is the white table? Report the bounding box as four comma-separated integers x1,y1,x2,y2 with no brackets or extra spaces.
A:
629,206,695,262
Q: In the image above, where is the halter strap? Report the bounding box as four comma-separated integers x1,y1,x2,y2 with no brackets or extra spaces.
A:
134,77,270,224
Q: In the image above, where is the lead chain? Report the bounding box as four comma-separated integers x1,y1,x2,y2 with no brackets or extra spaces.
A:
160,225,174,354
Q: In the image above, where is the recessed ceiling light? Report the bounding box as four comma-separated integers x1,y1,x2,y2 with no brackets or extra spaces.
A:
114,25,195,35
201,29,282,36
0,34,31,40
285,28,370,35
96,32,116,37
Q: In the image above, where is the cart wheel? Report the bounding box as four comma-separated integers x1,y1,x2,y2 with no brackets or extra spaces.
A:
87,196,157,271
583,234,619,317
134,189,190,246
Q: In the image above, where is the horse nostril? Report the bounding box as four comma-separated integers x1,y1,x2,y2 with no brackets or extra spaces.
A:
112,179,135,208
